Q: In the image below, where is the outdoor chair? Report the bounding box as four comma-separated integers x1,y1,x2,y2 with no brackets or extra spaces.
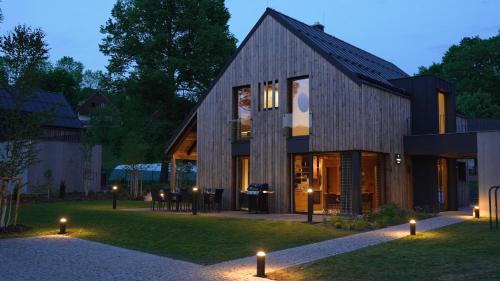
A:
150,189,162,211
203,189,214,212
214,189,224,212
324,194,340,214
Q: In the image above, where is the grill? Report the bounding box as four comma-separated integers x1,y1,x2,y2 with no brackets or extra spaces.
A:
245,183,271,213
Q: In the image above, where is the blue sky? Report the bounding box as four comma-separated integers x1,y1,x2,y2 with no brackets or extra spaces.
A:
2,0,499,75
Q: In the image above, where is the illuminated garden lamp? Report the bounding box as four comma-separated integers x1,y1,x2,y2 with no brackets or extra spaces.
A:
307,188,314,223
474,205,480,219
256,251,266,277
192,187,199,215
59,217,67,234
112,185,118,209
409,219,416,236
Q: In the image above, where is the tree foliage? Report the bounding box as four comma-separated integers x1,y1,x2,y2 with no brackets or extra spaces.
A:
419,33,500,117
98,0,237,166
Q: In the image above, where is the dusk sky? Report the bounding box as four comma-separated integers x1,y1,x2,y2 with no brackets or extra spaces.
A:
2,0,499,75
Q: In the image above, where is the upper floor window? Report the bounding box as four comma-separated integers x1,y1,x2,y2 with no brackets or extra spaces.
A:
290,77,310,136
234,86,251,140
438,91,446,134
261,80,279,110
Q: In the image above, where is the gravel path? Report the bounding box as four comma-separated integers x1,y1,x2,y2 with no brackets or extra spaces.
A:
0,236,201,281
0,213,469,281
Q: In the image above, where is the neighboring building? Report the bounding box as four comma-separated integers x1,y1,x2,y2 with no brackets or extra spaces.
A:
0,89,102,193
77,92,110,126
165,9,500,215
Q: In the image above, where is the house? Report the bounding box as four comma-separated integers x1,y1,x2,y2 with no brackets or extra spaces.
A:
165,9,500,215
0,89,102,193
77,92,110,126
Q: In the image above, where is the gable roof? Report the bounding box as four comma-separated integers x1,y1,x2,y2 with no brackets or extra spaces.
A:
78,92,110,116
268,8,409,86
165,8,410,155
0,89,83,129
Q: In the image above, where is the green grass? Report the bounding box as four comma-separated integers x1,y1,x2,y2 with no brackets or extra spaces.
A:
2,200,350,264
269,219,500,281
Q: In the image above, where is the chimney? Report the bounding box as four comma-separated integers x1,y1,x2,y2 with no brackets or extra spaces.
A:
311,22,324,32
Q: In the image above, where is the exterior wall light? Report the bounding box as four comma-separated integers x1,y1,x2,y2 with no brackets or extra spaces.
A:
395,154,402,165
409,219,416,235
112,185,118,209
192,187,199,215
474,206,480,218
307,188,314,223
59,217,67,234
256,251,266,277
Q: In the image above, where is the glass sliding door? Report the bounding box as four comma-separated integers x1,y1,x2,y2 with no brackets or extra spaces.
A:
293,153,341,213
438,158,448,210
236,156,250,210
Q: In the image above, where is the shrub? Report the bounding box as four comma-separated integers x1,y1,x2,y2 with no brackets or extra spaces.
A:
329,204,433,231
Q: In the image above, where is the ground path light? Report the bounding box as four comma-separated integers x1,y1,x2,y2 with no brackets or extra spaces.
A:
256,251,266,277
112,185,118,209
474,205,480,219
307,188,313,223
409,219,416,235
59,217,67,234
192,187,199,215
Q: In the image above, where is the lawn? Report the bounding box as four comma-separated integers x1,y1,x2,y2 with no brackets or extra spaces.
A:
269,219,500,281
2,200,350,264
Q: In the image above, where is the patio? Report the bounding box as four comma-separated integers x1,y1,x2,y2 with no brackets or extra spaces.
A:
122,208,330,223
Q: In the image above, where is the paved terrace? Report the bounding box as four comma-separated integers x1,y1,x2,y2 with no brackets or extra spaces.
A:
122,208,331,223
0,212,470,281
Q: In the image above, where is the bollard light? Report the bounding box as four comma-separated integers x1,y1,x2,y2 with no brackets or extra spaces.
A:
256,251,266,277
474,206,480,219
307,188,313,223
192,187,199,215
112,185,118,209
409,219,416,235
59,217,67,234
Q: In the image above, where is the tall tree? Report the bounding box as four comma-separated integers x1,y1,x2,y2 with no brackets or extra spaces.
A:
0,24,50,229
99,0,237,164
39,56,85,108
419,33,500,117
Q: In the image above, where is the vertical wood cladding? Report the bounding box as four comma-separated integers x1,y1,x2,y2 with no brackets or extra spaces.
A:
197,16,413,212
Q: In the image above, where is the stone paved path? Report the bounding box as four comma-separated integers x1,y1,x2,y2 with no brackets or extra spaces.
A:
0,212,469,281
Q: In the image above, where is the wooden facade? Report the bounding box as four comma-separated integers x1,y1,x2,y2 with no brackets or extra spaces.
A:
192,15,413,212
166,9,500,215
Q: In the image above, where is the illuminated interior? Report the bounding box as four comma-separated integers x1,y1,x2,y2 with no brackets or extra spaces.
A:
293,152,383,214
236,156,250,210
235,86,251,139
438,158,448,210
438,91,446,134
291,78,309,136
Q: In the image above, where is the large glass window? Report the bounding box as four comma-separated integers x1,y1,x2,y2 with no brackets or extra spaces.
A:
438,91,446,134
291,78,310,136
235,86,251,139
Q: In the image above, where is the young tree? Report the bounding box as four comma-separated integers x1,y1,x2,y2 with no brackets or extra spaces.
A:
0,24,49,229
